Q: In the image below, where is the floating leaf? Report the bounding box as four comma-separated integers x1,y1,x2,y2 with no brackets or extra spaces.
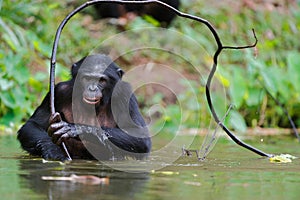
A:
42,159,66,165
269,154,297,163
184,181,202,186
151,170,179,175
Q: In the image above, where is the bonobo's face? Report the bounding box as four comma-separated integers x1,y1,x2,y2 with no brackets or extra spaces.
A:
75,54,124,106
79,65,108,105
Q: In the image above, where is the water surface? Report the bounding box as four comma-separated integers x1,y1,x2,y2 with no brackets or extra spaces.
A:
0,134,299,200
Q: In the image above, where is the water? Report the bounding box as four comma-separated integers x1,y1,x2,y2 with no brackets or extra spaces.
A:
0,134,300,200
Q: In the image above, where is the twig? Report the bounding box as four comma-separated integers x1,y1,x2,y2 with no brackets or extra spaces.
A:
264,87,300,142
198,104,234,160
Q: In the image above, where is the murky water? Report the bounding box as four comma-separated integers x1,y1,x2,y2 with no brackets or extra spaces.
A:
0,134,300,200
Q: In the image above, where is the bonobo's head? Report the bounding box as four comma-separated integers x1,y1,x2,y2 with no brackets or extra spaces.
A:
72,54,124,106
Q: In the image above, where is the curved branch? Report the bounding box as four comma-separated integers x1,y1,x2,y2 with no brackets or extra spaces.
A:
223,29,258,50
50,0,223,115
50,0,273,158
205,29,272,158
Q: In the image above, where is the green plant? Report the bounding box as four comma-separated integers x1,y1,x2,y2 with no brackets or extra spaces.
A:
0,0,299,134
0,0,92,130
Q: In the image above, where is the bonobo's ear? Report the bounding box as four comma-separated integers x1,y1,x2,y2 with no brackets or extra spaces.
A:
117,68,124,79
71,63,79,78
71,56,86,78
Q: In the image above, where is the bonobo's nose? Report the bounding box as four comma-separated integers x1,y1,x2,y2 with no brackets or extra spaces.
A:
88,84,97,91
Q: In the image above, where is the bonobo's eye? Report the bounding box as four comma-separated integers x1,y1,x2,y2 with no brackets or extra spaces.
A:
99,77,108,84
81,76,89,82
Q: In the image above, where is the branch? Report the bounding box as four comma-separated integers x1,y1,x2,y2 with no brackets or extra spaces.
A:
223,29,258,50
264,87,300,142
49,0,273,159
205,28,272,158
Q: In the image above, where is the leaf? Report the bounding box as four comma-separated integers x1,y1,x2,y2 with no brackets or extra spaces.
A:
229,68,247,109
211,92,227,119
151,170,179,175
0,19,20,51
13,66,30,84
245,87,263,106
34,72,48,81
184,181,202,186
287,52,300,92
143,15,160,27
26,30,52,57
269,154,297,163
0,78,14,90
13,86,26,107
261,68,277,95
28,77,44,91
0,111,15,126
216,72,230,87
229,110,247,133
0,91,16,108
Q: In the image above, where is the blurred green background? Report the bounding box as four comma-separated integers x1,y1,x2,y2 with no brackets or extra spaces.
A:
0,0,299,135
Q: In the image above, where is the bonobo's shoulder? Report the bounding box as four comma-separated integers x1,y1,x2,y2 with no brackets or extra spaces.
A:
112,80,139,103
118,80,131,87
55,81,73,94
114,80,133,95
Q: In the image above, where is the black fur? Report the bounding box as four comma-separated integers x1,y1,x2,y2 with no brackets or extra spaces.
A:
18,54,151,161
94,0,180,27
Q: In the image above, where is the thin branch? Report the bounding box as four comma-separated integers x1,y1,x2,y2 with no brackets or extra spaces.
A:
223,29,258,50
198,104,234,160
264,87,300,142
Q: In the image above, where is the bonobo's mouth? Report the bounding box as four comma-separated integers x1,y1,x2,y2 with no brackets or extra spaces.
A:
83,97,101,105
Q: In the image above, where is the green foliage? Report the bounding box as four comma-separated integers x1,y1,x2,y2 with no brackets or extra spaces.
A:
149,1,300,132
193,2,300,130
0,0,299,134
0,1,46,128
0,0,93,130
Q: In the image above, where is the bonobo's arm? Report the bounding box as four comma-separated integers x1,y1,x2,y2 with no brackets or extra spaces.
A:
109,81,152,154
48,81,151,159
17,92,68,161
48,111,151,159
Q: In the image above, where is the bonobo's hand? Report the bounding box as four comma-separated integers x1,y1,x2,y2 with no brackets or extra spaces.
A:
47,112,78,145
37,140,69,161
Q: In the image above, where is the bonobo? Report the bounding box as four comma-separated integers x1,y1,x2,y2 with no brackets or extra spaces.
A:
94,0,180,27
17,54,151,161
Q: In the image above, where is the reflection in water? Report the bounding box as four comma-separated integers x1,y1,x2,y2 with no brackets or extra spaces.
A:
19,159,149,199
2,135,300,199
